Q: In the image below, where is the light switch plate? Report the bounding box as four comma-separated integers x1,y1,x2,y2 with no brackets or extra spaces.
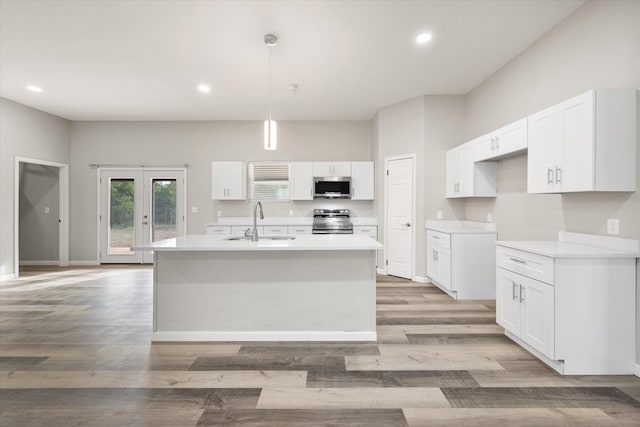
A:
217,210,222,217
44,206,50,214
607,218,620,235
191,207,198,213
436,210,443,219
487,212,493,223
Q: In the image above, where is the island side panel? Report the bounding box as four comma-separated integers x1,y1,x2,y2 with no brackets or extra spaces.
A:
153,249,376,341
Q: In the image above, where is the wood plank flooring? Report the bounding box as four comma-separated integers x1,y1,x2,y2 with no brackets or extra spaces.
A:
1,266,639,426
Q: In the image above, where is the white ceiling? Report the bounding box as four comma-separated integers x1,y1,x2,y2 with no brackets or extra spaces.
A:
0,0,586,121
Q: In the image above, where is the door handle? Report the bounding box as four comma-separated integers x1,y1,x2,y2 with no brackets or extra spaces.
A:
519,285,525,303
555,166,562,184
142,221,149,225
403,223,411,227
512,281,518,300
547,168,554,184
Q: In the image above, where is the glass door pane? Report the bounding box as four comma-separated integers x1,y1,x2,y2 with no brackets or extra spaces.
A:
109,178,135,255
151,179,177,242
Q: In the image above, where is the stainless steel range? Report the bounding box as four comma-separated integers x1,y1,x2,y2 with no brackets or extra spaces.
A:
312,208,353,234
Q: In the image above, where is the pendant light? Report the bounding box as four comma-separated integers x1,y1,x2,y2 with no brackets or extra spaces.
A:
264,33,278,150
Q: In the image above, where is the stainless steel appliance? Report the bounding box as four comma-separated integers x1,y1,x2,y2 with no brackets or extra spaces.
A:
312,208,353,234
313,177,351,199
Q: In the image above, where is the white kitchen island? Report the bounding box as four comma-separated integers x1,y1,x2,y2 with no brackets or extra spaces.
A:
136,234,382,342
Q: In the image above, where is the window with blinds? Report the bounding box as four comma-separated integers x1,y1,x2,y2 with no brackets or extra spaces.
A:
248,161,290,201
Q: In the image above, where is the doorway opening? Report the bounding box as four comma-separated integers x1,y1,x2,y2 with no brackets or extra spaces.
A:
14,157,69,278
98,168,186,264
383,154,416,280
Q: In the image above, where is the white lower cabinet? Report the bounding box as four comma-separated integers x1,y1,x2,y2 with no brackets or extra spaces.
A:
496,243,636,375
426,228,496,299
263,225,287,235
206,225,231,239
496,267,554,359
287,225,312,235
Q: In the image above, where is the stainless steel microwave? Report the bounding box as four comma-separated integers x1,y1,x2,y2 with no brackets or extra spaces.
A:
313,176,351,199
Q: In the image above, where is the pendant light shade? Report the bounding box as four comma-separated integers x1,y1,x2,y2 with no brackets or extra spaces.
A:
264,33,278,150
264,119,277,150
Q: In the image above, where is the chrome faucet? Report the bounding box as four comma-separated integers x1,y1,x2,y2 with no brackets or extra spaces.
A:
252,201,264,241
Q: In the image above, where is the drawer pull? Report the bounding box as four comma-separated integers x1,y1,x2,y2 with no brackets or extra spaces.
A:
509,257,527,264
431,236,440,240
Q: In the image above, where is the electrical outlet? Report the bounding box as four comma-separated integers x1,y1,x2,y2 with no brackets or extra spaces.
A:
217,210,222,217
436,210,443,219
487,212,493,223
289,210,294,217
607,218,620,235
44,206,50,214
191,207,198,213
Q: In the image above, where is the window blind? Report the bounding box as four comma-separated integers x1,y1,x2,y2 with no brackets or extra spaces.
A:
248,162,290,200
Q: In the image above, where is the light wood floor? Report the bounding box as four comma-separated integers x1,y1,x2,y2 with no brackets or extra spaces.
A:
1,266,639,426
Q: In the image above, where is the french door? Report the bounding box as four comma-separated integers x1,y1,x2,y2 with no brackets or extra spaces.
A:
100,169,185,263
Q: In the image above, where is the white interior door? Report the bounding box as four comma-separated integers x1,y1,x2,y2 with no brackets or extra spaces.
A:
385,157,414,279
100,169,185,264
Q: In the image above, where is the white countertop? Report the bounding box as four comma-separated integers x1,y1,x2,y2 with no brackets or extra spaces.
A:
135,234,383,252
207,216,377,227
497,232,640,258
425,220,496,234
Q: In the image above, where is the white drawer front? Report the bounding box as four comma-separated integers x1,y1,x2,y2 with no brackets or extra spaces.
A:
354,226,377,239
287,225,312,235
496,246,554,285
206,226,231,236
231,225,260,235
427,229,451,249
264,225,288,235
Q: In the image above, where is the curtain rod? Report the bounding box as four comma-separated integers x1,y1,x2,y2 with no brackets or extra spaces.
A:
89,163,189,169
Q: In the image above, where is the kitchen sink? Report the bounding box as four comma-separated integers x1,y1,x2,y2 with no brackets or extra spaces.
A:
223,235,296,241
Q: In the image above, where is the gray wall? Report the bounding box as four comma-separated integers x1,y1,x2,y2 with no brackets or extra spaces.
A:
69,120,372,262
0,98,70,279
19,163,59,262
462,0,640,364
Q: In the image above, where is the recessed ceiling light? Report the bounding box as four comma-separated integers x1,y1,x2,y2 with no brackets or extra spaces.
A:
197,84,211,93
416,33,432,44
26,85,43,93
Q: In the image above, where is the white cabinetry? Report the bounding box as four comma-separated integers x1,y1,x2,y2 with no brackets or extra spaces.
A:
496,266,554,359
527,89,636,193
351,162,374,200
354,225,377,240
287,225,312,235
211,161,246,200
495,237,637,375
313,162,351,177
476,118,528,161
206,225,231,239
426,225,496,299
289,162,314,200
446,142,497,198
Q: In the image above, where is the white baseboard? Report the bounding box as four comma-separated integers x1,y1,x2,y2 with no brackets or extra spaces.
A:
412,275,429,283
376,268,386,275
152,330,377,342
19,260,59,266
635,363,640,378
69,260,100,266
1,273,17,281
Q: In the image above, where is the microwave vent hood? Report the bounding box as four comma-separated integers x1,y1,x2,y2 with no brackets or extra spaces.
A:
313,176,351,199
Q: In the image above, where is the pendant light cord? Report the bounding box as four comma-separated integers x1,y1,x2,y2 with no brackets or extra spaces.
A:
268,43,272,122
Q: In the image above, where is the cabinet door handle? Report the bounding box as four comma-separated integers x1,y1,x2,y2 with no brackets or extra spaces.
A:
547,168,554,184
519,285,525,303
509,257,527,264
432,235,440,240
433,250,438,261
555,166,562,184
512,281,518,300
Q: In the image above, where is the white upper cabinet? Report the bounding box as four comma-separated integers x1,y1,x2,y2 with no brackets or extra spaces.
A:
289,162,314,200
351,161,374,200
211,161,246,200
313,162,351,177
528,89,637,193
446,142,497,198
475,118,528,162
